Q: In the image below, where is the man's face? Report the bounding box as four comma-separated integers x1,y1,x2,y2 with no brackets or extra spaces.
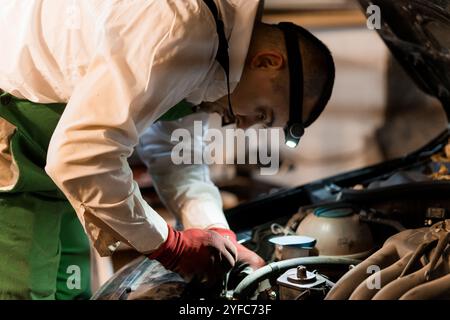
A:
232,67,289,129
224,51,290,129
211,50,321,130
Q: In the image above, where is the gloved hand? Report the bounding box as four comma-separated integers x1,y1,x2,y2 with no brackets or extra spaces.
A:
209,228,266,272
147,225,237,286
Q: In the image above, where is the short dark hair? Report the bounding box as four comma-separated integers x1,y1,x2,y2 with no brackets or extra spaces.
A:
251,23,335,127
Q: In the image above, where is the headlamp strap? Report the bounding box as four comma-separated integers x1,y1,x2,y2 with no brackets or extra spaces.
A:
278,22,305,137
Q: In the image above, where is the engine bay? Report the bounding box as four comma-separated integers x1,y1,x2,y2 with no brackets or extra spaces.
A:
93,133,450,300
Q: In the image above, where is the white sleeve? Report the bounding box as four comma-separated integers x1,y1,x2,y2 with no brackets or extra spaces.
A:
137,112,229,230
45,1,218,255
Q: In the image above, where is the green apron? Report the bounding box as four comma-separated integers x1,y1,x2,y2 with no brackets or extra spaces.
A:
0,92,195,300
0,93,91,300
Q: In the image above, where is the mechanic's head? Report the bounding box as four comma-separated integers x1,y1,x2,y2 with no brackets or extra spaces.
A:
224,22,335,130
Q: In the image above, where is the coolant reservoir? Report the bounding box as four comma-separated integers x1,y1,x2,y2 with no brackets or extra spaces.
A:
296,205,373,259
269,235,316,260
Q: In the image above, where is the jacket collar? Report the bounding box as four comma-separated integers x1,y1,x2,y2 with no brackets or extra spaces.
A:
188,0,261,104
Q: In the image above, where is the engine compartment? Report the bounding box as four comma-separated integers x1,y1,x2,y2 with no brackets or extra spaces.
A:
236,135,450,300
93,133,450,300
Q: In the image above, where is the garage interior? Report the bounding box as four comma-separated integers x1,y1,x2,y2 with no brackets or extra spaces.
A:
1,0,450,302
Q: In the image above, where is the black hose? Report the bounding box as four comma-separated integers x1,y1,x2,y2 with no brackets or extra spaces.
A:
360,215,406,232
233,256,361,300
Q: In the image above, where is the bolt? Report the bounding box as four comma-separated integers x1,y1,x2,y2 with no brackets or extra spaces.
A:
268,290,277,300
297,266,307,280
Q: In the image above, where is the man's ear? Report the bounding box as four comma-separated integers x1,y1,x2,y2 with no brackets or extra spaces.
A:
250,51,285,70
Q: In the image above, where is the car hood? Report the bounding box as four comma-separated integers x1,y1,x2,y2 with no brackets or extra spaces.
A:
359,0,450,121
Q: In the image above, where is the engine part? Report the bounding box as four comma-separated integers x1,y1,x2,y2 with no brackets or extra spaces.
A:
325,220,450,300
269,235,316,260
92,257,186,300
359,209,406,232
296,204,373,258
233,256,361,300
277,266,331,300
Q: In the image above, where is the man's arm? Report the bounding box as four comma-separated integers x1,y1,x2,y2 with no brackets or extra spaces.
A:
137,112,229,230
45,0,218,256
138,112,266,272
45,49,170,256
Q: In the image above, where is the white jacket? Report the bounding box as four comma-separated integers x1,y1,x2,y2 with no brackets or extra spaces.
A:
0,0,259,255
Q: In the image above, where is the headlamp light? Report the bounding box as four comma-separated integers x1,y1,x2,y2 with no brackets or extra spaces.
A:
284,123,305,148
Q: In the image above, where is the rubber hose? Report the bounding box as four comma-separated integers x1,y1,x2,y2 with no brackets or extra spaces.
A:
233,256,361,300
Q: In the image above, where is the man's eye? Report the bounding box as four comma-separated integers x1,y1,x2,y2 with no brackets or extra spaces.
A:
258,113,266,121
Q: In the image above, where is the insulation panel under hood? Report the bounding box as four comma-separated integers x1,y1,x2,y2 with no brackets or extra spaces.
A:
359,0,450,119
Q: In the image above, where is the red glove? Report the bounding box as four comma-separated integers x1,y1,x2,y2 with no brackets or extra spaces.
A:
148,225,237,285
209,228,266,272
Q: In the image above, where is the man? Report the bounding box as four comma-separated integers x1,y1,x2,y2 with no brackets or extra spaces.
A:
0,0,334,299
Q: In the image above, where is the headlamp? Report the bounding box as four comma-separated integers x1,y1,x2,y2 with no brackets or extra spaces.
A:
277,22,305,148
285,123,305,148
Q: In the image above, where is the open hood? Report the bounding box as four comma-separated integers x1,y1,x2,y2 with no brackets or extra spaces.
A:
359,0,450,121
